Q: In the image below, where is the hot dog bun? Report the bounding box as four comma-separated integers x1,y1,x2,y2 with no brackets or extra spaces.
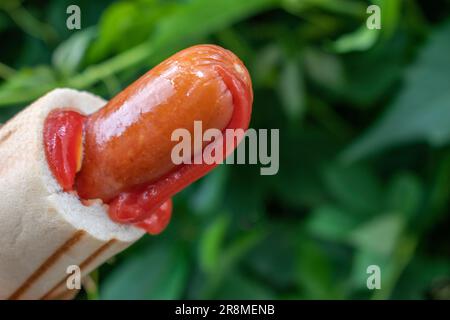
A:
0,88,144,300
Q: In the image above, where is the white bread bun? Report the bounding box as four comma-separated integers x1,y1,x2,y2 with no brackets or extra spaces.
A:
0,88,144,300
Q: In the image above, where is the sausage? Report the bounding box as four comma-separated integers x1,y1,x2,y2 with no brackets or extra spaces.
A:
75,45,252,202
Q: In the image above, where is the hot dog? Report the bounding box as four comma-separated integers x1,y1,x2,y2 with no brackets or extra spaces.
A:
0,44,253,299
45,45,253,234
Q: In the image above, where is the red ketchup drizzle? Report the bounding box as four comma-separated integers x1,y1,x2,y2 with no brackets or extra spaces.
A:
44,110,85,191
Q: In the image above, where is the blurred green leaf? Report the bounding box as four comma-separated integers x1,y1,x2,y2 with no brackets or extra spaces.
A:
322,163,383,214
348,213,404,256
199,215,230,274
277,56,305,120
52,27,97,76
349,227,417,298
304,47,345,93
306,205,359,241
296,238,341,299
152,0,276,50
225,165,266,221
252,44,282,87
371,234,418,299
87,0,176,63
0,66,56,105
337,37,405,107
215,27,253,62
343,22,450,162
0,11,10,31
214,270,275,299
245,226,297,288
425,151,450,229
198,227,266,298
393,256,450,299
274,127,340,209
282,0,366,17
100,243,188,299
190,165,229,215
386,173,423,219
221,228,267,269
376,0,402,39
0,65,55,90
333,26,379,53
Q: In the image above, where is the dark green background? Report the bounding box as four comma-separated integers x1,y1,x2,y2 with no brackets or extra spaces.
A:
0,0,449,299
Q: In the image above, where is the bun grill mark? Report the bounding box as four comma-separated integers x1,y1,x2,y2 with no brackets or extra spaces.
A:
8,230,85,300
0,127,16,145
0,128,18,177
41,238,116,299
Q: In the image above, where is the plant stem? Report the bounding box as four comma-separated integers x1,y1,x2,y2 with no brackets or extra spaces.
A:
0,43,153,107
67,43,152,89
0,62,16,80
2,1,58,44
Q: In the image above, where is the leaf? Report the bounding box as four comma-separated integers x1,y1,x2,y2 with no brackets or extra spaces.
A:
151,0,276,50
322,163,383,214
273,127,340,209
333,26,379,53
52,27,97,76
306,205,360,241
385,173,422,219
303,47,345,94
348,213,404,256
190,165,229,215
225,165,266,221
0,11,10,32
87,0,176,63
376,0,402,39
0,66,56,107
197,227,266,298
251,44,282,87
245,225,298,288
100,243,188,299
277,56,305,120
198,215,230,274
221,228,267,269
0,66,55,91
337,37,405,107
296,238,341,299
342,22,450,162
426,152,450,228
214,270,275,299
282,0,366,16
393,256,450,299
100,0,276,63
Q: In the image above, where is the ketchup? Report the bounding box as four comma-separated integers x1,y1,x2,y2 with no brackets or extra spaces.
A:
44,110,85,191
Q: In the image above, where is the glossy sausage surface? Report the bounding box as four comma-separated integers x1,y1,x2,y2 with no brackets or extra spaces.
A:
75,45,252,202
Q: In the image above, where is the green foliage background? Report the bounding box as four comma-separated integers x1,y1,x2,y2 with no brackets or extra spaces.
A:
0,0,449,299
